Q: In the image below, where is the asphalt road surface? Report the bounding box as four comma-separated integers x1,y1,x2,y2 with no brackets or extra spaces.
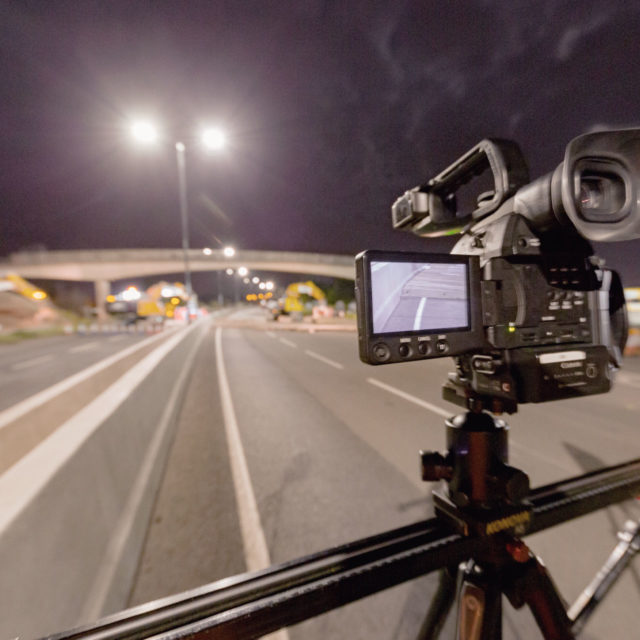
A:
0,331,151,411
127,317,640,640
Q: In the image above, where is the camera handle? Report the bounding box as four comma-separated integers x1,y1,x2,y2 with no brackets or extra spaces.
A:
418,410,575,639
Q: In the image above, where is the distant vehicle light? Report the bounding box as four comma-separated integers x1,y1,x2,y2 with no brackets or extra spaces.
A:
171,297,181,305
203,247,213,256
122,286,141,301
32,290,47,300
223,246,236,258
106,294,116,303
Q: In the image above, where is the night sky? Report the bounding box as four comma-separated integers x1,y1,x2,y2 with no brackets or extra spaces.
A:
2,1,640,284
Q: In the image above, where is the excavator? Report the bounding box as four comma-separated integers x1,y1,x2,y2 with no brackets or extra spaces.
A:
106,281,188,323
269,280,326,321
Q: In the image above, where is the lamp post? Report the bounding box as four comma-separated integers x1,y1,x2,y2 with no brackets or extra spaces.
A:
175,142,193,317
130,119,226,322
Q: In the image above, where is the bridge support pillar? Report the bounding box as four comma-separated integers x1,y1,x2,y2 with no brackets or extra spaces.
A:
94,279,110,322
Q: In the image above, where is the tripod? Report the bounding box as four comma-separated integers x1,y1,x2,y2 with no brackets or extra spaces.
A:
418,409,576,639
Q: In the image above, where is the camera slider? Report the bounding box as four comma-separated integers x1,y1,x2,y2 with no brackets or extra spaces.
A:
45,456,640,640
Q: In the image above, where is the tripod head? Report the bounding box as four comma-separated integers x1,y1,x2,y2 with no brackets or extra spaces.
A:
421,409,531,539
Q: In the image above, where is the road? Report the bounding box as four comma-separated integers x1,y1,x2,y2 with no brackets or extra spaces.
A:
0,331,152,411
125,314,640,640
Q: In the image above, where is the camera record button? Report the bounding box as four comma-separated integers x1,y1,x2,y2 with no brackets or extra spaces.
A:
372,343,391,362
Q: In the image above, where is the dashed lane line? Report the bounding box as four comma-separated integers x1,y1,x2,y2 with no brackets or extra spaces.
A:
10,355,54,371
366,377,573,472
367,377,452,419
278,337,297,348
69,341,100,353
304,349,344,370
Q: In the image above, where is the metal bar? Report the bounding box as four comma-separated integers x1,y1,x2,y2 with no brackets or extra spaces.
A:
568,518,640,634
527,458,640,534
44,459,640,640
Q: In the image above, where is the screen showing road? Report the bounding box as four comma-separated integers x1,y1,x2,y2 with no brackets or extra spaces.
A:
370,260,469,334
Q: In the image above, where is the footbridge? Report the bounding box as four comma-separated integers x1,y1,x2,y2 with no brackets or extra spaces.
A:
0,249,355,317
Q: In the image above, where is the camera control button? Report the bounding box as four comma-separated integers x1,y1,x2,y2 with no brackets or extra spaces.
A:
417,341,432,355
398,343,412,358
372,343,391,362
435,339,450,354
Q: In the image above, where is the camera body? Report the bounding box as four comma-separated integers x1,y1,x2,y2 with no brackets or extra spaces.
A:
356,129,637,412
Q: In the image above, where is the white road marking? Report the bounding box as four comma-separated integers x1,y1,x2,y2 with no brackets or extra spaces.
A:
266,331,276,338
367,378,572,472
304,349,344,370
11,355,54,371
215,330,275,566
278,337,297,348
413,297,426,331
81,325,206,621
215,329,291,640
69,341,99,353
367,377,452,418
0,329,173,431
107,335,126,343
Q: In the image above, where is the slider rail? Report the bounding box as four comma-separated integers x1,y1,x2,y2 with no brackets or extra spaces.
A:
45,458,640,640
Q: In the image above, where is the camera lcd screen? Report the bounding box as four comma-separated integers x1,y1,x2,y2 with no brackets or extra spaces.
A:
370,260,470,334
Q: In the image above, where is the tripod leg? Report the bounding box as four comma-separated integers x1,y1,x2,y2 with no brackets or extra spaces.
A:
416,566,458,639
454,563,503,640
506,555,574,640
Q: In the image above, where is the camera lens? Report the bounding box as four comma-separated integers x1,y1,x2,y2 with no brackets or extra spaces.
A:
578,172,626,222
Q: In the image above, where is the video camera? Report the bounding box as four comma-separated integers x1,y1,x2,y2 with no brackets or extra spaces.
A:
356,129,640,413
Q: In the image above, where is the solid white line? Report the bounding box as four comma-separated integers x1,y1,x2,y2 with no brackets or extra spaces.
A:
214,328,291,640
81,325,207,621
0,329,173,431
413,297,426,331
367,377,452,419
304,349,344,370
278,337,297,348
0,325,199,533
69,341,99,353
215,328,272,572
10,355,54,371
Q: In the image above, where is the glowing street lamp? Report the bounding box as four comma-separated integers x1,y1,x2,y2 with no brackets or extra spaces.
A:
202,127,226,152
130,119,227,322
223,246,236,258
130,120,159,144
237,266,248,277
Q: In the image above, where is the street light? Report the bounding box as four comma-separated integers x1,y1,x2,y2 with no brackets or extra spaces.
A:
129,119,226,322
